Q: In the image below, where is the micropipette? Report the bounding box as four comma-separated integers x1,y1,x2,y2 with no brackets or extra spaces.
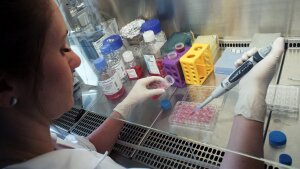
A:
195,44,273,111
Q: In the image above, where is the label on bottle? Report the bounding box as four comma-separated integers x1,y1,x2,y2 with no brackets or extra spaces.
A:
144,55,160,75
92,36,106,57
98,73,123,95
126,69,138,78
112,60,127,79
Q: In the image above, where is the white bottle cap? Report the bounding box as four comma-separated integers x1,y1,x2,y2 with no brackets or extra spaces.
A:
122,51,134,62
143,30,155,42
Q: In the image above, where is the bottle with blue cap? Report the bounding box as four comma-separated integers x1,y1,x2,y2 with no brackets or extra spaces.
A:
141,19,167,43
101,37,128,83
93,57,125,100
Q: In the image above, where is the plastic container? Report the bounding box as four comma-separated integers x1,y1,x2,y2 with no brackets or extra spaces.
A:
122,50,144,80
265,85,299,114
101,36,128,83
76,30,104,61
93,57,125,100
141,19,167,43
160,32,193,56
169,101,218,131
148,75,175,100
214,47,250,75
179,43,214,85
163,43,190,88
194,35,219,63
142,30,166,77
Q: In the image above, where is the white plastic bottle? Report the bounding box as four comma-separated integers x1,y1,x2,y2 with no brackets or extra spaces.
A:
142,30,166,77
122,51,144,80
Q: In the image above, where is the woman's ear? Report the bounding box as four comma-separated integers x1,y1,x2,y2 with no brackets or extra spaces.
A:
0,77,17,107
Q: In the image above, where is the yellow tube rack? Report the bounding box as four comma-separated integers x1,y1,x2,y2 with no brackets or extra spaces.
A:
179,43,214,85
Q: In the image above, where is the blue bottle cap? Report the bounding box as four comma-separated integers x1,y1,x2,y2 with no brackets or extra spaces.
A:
93,57,107,71
103,34,123,51
160,99,172,111
269,130,287,148
140,19,161,35
279,153,292,166
100,43,112,55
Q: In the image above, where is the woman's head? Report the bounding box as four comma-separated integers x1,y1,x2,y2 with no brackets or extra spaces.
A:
0,0,81,119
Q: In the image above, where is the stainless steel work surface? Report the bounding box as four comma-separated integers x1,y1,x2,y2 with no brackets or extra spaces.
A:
80,79,176,127
264,49,300,167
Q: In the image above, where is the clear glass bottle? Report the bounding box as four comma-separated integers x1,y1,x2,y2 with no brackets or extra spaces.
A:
100,42,127,83
93,57,125,101
103,35,128,83
122,51,144,80
142,30,166,77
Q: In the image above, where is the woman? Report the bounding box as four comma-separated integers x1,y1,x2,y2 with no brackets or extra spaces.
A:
0,0,284,168
0,0,165,168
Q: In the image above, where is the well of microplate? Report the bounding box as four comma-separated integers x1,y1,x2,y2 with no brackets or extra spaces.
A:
265,85,299,119
169,101,218,131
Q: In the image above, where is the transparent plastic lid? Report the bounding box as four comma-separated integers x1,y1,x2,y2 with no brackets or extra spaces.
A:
265,85,299,119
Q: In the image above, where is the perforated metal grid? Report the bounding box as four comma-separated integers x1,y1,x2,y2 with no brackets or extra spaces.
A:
134,150,204,169
70,111,107,136
218,39,251,49
264,164,280,169
53,107,82,131
133,130,224,168
287,38,300,49
54,107,288,169
70,111,148,158
112,123,148,158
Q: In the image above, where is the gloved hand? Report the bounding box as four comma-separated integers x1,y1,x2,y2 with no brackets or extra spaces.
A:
114,76,166,119
234,37,284,122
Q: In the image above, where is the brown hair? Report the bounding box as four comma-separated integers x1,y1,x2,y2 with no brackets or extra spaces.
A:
0,0,52,98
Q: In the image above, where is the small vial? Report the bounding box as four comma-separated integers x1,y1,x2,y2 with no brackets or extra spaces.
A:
142,30,166,77
93,57,125,101
122,50,144,80
148,75,175,100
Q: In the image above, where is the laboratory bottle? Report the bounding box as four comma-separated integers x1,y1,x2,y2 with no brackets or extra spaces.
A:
141,19,167,43
142,30,166,77
100,42,127,83
122,51,144,80
103,35,128,83
93,57,125,101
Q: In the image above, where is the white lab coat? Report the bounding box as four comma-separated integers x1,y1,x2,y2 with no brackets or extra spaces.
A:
4,134,146,169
